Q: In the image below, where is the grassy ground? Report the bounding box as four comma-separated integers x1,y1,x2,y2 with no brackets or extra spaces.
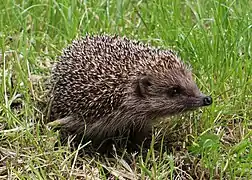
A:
0,0,251,179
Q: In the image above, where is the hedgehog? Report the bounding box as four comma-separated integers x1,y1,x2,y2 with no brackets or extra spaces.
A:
47,34,212,149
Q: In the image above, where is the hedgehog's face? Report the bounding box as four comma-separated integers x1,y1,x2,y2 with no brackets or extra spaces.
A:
134,69,212,117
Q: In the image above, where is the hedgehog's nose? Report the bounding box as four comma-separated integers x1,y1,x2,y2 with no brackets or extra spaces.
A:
203,96,212,106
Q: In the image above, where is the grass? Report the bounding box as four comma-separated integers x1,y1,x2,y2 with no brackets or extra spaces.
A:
0,0,251,179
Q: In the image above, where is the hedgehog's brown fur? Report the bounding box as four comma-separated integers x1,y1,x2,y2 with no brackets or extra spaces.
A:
47,34,212,149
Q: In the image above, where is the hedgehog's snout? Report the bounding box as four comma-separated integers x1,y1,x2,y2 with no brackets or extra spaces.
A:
202,96,212,106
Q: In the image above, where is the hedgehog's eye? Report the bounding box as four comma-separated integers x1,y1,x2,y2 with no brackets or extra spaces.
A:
167,86,181,97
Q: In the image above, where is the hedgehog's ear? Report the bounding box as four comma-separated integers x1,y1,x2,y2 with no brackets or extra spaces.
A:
135,75,152,97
